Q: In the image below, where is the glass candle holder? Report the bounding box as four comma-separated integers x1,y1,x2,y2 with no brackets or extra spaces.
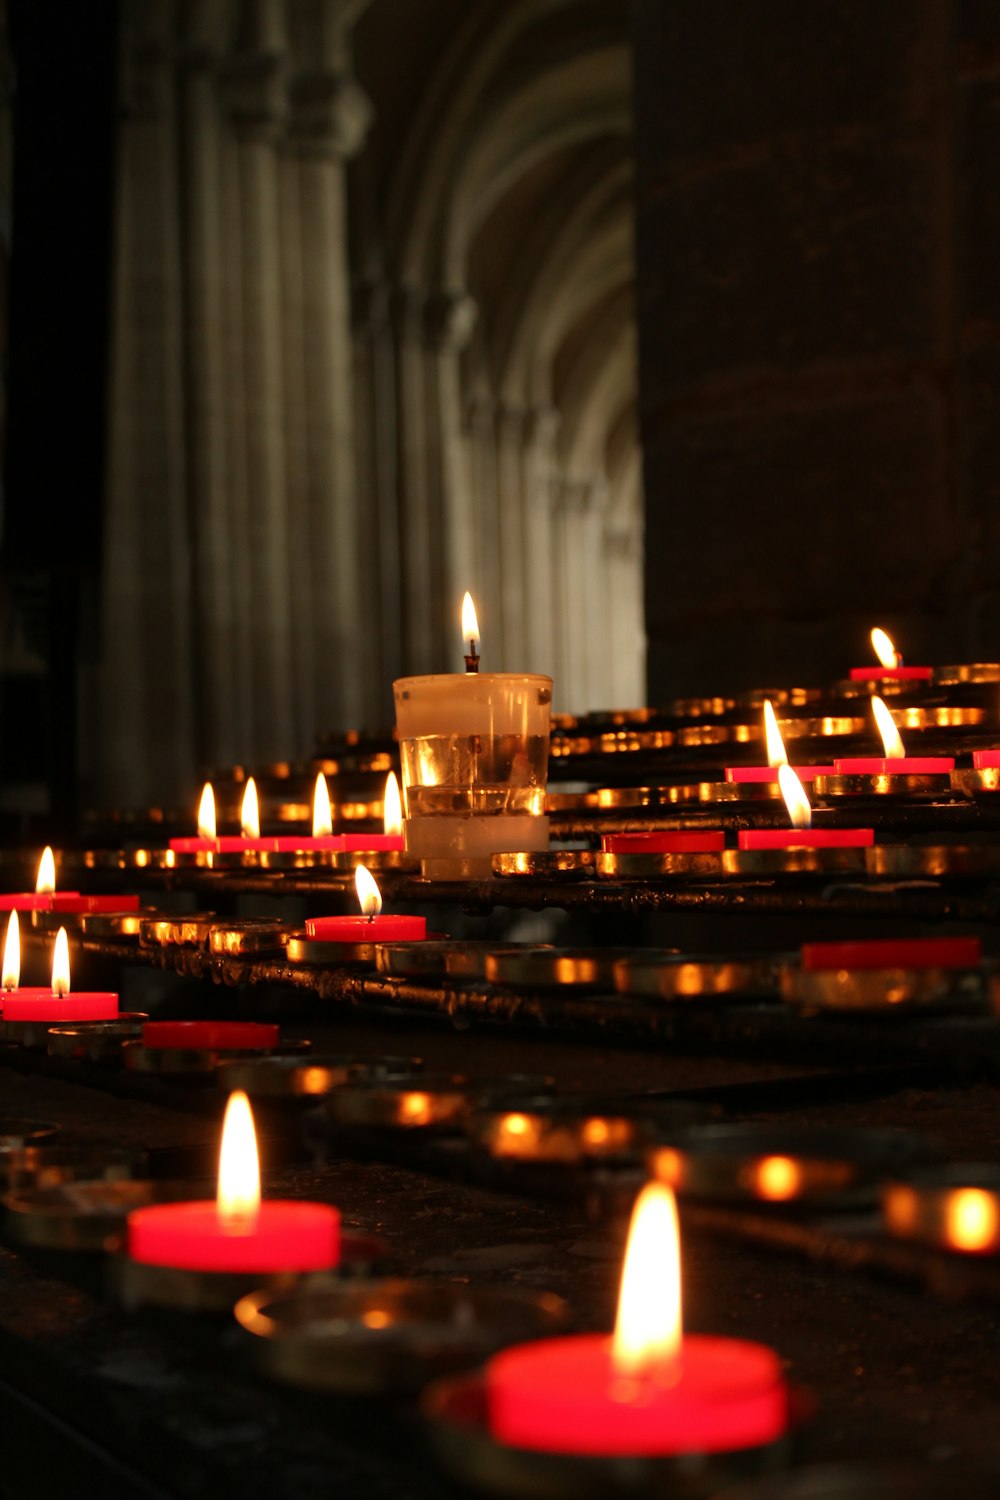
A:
393,673,553,879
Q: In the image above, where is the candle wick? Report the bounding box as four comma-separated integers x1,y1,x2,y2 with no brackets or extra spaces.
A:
465,640,480,674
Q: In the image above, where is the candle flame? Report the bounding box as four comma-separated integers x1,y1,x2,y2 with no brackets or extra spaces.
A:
763,700,788,768
872,695,906,759
312,772,333,838
946,1188,1000,1253
241,777,260,839
871,627,900,669
612,1182,682,1374
461,591,480,650
51,927,70,998
35,846,56,894
197,783,217,840
778,763,812,829
2,910,19,991
383,772,403,837
355,863,383,918
217,1090,261,1225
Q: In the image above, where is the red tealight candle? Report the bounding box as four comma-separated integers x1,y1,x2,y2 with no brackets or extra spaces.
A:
2,926,118,1022
269,771,406,854
487,1183,788,1456
848,627,931,682
126,1091,339,1273
0,911,51,1008
725,701,836,784
737,765,873,850
802,937,982,971
169,780,283,854
305,864,427,943
142,1021,280,1051
738,828,873,850
835,696,952,775
973,751,1000,770
0,846,80,912
601,832,725,854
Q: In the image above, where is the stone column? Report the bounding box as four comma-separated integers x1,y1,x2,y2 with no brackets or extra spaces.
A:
392,285,438,672
102,0,196,805
221,3,295,761
494,401,527,667
605,526,645,708
177,3,239,769
353,276,402,691
288,53,373,729
466,392,503,666
521,406,560,685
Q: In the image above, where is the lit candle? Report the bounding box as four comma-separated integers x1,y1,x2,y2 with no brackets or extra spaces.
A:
0,911,51,1005
834,697,954,775
337,773,405,853
487,1183,788,1455
393,592,553,878
169,780,282,855
848,627,932,683
0,847,134,915
725,701,836,784
738,767,874,850
126,1091,340,1273
305,865,427,944
2,926,118,1021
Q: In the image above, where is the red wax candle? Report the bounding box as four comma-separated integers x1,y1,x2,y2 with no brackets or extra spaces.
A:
601,832,725,854
802,937,982,971
127,1200,340,1273
972,751,1000,769
488,1334,787,1456
0,892,80,912
0,893,139,913
168,835,283,854
738,828,873,850
3,990,118,1021
142,1021,280,1051
126,1089,339,1273
725,766,835,784
266,834,347,854
833,756,953,774
305,914,427,942
848,666,932,682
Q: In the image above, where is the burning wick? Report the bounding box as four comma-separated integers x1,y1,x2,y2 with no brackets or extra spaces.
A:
462,591,480,674
355,864,383,926
871,627,901,669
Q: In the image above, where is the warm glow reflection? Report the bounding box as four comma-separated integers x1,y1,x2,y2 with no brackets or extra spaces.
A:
871,627,900,669
872,696,906,760
383,772,403,837
763,700,788,767
755,1155,803,1202
461,591,480,649
399,1091,433,1125
778,763,812,829
355,863,383,918
217,1090,261,1225
51,927,70,998
312,773,333,838
35,847,56,894
945,1188,1000,1253
612,1183,682,1373
197,783,217,841
2,911,19,991
241,778,260,839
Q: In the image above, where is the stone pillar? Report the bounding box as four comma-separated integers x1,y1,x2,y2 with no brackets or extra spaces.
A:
466,392,503,666
353,276,402,692
522,407,560,685
392,284,438,672
177,3,239,769
288,53,373,729
632,0,957,697
495,401,527,668
102,0,196,805
426,289,478,659
605,526,644,707
222,3,295,760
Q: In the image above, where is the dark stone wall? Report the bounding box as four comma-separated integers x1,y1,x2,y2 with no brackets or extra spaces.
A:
633,0,1000,696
